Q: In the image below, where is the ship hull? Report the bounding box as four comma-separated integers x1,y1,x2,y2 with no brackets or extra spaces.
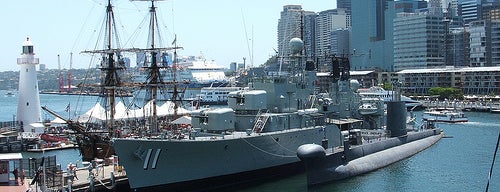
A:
78,141,115,161
297,129,443,186
113,125,338,190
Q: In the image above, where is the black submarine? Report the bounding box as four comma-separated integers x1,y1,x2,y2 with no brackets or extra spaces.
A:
297,67,443,186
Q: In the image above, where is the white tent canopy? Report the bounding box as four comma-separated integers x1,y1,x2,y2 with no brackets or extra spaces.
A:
171,116,192,124
50,117,67,124
77,101,190,123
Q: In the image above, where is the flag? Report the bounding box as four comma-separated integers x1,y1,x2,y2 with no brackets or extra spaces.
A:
65,103,70,112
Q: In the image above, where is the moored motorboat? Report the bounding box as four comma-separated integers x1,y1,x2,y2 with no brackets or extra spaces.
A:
422,108,468,123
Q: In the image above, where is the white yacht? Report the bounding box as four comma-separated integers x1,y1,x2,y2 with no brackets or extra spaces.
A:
358,86,422,109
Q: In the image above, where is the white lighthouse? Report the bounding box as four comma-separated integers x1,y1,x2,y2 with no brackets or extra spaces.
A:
17,37,42,133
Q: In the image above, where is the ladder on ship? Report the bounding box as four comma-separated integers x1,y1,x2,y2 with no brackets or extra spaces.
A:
253,110,270,133
308,95,317,108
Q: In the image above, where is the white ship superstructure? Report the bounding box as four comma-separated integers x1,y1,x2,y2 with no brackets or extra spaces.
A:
358,86,422,109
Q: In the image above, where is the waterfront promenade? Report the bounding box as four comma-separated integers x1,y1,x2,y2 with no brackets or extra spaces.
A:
420,100,500,113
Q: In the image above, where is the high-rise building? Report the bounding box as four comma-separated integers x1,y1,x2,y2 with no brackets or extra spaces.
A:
482,1,500,21
469,20,500,67
277,5,303,56
315,9,350,58
337,0,351,15
393,12,445,71
442,0,459,16
302,12,318,58
449,28,470,67
460,0,482,24
331,28,350,56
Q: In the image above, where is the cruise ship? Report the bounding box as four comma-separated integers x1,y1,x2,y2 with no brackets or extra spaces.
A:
358,86,422,109
134,55,228,89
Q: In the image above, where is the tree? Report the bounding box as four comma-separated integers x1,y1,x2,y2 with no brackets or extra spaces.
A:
428,87,463,100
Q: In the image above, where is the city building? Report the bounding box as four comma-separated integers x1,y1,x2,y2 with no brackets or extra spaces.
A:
336,0,351,15
397,66,500,95
459,0,482,25
468,20,500,67
393,12,445,71
277,5,304,56
302,12,318,58
331,28,350,56
350,0,427,72
449,28,470,67
315,9,350,58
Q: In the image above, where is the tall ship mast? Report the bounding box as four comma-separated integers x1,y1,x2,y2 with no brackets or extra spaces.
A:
43,0,125,161
43,0,186,161
124,0,184,134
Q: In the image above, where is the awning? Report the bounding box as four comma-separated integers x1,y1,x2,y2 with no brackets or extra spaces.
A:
0,153,22,160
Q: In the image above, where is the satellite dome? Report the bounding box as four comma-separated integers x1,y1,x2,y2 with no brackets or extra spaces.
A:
289,38,303,54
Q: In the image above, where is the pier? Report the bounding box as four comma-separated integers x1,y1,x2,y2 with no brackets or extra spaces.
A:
5,163,129,192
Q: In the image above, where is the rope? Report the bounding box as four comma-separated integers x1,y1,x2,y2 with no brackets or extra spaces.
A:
95,176,114,190
270,135,297,154
240,137,296,158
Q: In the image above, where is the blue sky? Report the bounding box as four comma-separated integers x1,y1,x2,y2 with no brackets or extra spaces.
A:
1,0,335,72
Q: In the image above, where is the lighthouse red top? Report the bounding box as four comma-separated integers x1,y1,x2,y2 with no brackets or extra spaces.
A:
22,37,34,55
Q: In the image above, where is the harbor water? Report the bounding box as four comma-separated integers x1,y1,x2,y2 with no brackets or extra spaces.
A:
1,90,499,191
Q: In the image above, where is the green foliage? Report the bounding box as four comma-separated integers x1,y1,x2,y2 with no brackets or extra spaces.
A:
382,82,392,90
428,87,463,100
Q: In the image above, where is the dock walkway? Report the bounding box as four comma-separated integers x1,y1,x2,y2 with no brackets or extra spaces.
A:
22,164,128,192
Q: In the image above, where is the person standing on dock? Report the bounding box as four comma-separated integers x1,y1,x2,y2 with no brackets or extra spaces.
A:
20,169,25,185
72,166,78,180
12,168,18,184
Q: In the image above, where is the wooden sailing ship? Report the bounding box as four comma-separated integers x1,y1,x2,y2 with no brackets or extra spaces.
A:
43,0,186,161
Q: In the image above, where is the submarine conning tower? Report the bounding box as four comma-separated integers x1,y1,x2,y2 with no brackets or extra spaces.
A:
386,82,407,137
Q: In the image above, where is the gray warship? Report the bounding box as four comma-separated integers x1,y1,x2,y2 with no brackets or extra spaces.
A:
112,33,383,190
297,83,443,186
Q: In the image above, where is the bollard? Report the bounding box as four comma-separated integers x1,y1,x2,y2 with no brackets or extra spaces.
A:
90,172,95,192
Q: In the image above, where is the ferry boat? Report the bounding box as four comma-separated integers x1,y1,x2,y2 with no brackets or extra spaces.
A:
422,108,468,123
358,86,422,109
